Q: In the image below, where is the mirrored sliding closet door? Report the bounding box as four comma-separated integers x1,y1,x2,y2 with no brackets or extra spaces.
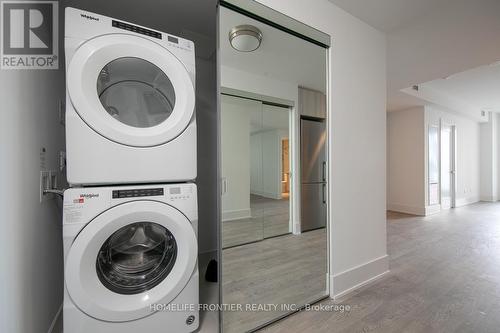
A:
219,2,330,332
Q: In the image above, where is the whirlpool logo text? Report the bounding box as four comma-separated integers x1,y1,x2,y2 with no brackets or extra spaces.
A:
80,193,99,199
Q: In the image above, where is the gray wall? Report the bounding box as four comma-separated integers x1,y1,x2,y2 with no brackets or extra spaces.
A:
0,1,218,332
0,1,66,331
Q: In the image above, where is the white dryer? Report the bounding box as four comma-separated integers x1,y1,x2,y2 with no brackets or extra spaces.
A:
63,183,199,333
64,8,196,185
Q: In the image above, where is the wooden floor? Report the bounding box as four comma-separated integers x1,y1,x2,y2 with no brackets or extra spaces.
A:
223,228,328,333
260,203,500,333
222,194,290,248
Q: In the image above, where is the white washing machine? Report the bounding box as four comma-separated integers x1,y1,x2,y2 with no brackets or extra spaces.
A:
63,183,199,333
65,8,196,186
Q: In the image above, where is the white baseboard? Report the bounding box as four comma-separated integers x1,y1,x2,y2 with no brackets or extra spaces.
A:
387,203,424,216
47,303,62,333
251,190,281,200
331,255,389,299
222,208,251,221
425,204,441,215
455,196,479,208
480,196,498,202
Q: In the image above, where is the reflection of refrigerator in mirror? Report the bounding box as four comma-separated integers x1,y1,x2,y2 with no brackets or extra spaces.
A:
300,118,327,232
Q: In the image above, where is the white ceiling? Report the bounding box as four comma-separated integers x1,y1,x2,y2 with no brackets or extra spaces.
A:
416,63,500,114
220,7,327,93
327,0,448,32
398,68,499,120
328,0,500,121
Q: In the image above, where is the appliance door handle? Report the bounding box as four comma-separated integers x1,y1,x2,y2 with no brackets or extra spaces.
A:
322,183,326,204
322,161,326,181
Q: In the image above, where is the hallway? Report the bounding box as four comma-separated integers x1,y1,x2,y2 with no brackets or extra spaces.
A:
261,203,500,332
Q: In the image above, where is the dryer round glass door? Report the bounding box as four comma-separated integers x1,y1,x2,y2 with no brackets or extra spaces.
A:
65,201,197,322
67,34,195,147
97,57,176,128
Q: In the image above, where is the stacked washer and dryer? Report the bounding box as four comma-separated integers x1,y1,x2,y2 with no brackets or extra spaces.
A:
63,8,199,333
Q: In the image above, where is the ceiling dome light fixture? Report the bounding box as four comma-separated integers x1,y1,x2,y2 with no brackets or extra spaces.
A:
229,25,263,52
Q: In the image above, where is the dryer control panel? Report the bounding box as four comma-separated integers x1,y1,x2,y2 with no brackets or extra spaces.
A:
112,188,163,199
112,20,162,39
65,8,195,54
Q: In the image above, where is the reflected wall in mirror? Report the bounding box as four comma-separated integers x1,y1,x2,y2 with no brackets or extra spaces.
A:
221,95,265,248
220,5,328,333
428,125,440,205
221,98,291,248
255,104,291,239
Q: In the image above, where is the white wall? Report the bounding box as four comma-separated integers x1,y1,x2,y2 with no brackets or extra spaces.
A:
497,113,500,201
387,106,481,215
250,133,263,197
387,107,426,215
425,106,481,207
221,95,253,221
256,0,388,298
480,113,498,201
479,112,500,202
221,65,298,106
0,58,65,333
250,129,286,200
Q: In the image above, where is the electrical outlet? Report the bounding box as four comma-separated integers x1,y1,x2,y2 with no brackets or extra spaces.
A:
40,171,50,203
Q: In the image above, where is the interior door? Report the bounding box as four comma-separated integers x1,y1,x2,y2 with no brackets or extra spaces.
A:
441,125,455,209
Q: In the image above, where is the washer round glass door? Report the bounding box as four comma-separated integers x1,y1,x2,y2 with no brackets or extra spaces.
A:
96,222,178,295
67,34,195,147
65,201,197,322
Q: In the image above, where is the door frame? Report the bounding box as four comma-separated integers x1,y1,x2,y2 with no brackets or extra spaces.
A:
451,125,457,208
427,124,440,207
440,122,457,209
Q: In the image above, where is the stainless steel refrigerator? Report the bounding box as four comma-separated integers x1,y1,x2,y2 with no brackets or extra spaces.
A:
300,118,327,232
